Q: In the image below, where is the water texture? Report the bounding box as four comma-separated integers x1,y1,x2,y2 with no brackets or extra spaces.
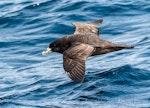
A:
0,0,150,108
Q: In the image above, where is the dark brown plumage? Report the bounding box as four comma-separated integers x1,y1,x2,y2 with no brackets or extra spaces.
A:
42,19,133,83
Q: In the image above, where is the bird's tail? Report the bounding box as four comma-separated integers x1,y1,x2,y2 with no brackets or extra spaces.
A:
115,44,134,49
92,44,134,56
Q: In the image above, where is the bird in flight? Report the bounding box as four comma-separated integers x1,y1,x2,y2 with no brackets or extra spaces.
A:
42,19,133,83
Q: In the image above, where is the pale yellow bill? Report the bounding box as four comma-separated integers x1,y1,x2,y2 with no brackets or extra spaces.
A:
42,48,52,55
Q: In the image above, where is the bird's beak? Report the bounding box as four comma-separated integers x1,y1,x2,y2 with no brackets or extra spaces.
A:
42,48,52,55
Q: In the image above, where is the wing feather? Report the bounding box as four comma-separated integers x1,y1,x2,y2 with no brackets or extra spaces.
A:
72,19,103,35
63,43,94,83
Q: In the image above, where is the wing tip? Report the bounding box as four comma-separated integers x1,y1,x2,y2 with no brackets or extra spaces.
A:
72,19,103,27
66,71,84,83
88,19,103,26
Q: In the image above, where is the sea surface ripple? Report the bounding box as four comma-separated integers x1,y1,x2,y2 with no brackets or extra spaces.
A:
0,0,150,108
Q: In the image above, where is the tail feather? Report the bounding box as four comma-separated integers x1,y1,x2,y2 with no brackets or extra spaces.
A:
115,44,134,49
92,44,134,56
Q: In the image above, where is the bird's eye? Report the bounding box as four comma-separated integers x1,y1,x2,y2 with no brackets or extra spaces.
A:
53,44,56,47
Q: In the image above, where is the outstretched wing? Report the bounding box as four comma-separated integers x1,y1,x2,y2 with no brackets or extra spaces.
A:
63,43,95,83
72,19,103,36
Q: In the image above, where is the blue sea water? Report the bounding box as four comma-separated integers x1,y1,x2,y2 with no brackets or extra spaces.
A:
0,0,150,107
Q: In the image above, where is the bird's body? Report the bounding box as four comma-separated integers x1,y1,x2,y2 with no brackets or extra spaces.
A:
42,19,133,83
49,33,132,55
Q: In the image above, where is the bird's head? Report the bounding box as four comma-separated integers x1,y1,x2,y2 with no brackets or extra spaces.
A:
42,40,62,55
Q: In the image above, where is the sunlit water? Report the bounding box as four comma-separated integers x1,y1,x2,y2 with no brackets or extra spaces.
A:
0,0,150,107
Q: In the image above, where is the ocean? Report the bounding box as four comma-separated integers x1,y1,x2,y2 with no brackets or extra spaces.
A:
0,0,150,107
